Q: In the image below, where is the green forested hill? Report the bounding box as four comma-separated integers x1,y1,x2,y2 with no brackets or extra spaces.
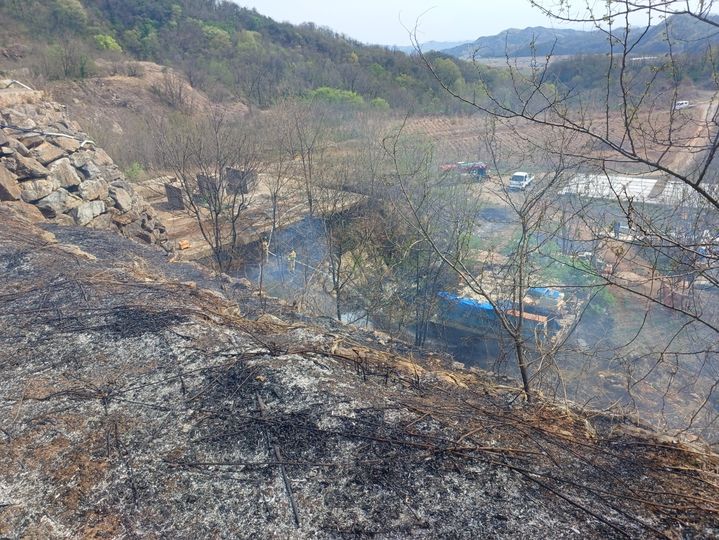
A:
2,1,715,114
0,0,499,112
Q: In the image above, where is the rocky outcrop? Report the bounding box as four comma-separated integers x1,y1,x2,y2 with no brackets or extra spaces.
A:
0,98,168,248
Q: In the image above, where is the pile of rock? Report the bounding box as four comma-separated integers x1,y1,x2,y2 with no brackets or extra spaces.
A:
0,98,168,248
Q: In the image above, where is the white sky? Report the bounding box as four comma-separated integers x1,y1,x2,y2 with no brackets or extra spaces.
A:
232,1,570,46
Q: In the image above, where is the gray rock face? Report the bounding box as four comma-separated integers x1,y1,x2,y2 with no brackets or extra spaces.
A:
109,186,133,212
0,166,20,201
71,200,105,225
20,177,60,202
78,178,109,201
88,211,113,230
48,157,81,188
36,188,83,218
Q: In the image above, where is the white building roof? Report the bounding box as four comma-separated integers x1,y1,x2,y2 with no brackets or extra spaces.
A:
559,174,702,207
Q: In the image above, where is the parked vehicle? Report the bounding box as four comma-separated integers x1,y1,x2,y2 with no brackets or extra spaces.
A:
457,161,488,179
440,161,488,180
509,171,534,190
674,100,689,110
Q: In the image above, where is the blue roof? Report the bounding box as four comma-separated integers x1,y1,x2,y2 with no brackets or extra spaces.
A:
438,292,512,311
439,291,494,311
528,287,562,299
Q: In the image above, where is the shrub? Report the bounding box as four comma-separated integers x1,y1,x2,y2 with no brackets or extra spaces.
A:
124,162,145,181
370,97,390,110
307,86,364,107
94,34,122,53
126,62,145,78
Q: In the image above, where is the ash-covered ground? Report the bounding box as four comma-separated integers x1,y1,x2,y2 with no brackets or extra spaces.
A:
1,203,718,539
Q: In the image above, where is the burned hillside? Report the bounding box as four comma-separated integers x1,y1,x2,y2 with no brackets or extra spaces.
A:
1,196,718,538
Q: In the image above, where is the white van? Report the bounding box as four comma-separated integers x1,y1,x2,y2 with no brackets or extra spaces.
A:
674,100,689,110
509,171,534,190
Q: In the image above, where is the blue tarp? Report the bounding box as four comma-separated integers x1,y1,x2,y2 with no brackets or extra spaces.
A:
438,292,512,312
437,291,557,336
527,287,562,300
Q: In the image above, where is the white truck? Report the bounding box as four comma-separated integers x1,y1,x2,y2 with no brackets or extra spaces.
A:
509,171,534,190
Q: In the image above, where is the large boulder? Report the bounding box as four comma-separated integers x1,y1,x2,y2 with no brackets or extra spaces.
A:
0,166,20,201
3,110,36,130
13,153,49,179
36,188,83,218
71,200,105,225
78,160,102,180
16,133,43,149
5,137,30,157
91,147,114,166
88,211,113,230
109,185,133,212
48,136,81,153
32,141,65,165
20,177,59,202
78,178,109,201
70,149,94,169
48,157,81,188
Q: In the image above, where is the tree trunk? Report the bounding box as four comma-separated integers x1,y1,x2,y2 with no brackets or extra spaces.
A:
515,340,532,402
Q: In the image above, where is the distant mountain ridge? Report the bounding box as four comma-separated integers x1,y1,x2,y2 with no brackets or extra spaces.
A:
443,13,719,58
392,40,473,54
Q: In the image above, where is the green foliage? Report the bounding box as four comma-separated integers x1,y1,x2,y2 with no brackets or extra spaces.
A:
94,34,122,52
52,0,87,33
0,0,507,112
433,57,463,89
547,49,719,98
370,97,390,110
308,87,365,107
202,23,231,50
124,161,145,181
369,63,387,79
586,287,616,317
42,42,95,80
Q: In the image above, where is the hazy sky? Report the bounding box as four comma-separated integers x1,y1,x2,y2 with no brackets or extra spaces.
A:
233,1,567,46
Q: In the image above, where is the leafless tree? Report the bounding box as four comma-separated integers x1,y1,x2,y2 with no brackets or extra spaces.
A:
284,99,330,217
414,0,719,431
151,69,195,114
261,106,297,250
383,118,597,400
154,107,262,273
